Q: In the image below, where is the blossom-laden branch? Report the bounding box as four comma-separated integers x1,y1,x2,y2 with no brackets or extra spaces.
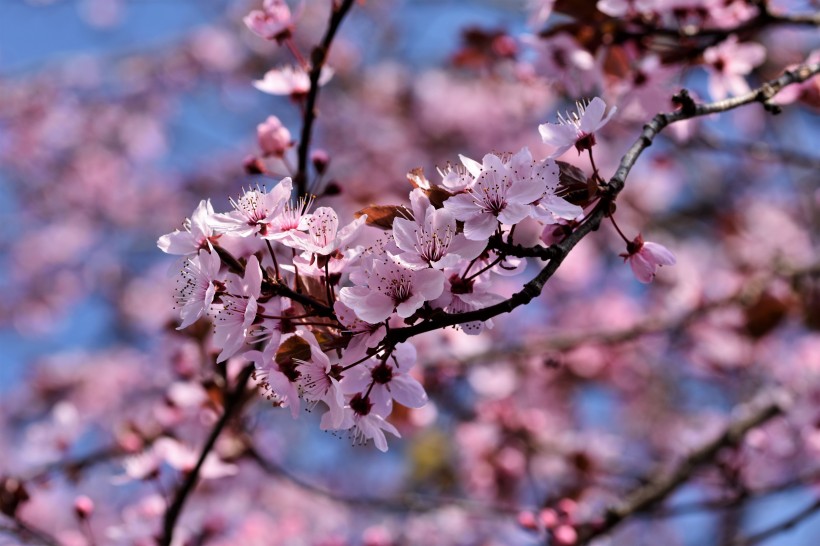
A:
158,363,255,546
384,61,820,346
447,260,820,366
294,0,356,197
575,388,792,544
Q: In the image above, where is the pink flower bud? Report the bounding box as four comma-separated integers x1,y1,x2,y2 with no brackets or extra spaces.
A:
552,524,578,545
243,0,293,42
74,495,94,519
257,116,292,157
517,510,539,531
311,149,330,174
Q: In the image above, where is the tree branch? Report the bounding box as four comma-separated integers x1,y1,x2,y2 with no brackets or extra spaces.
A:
576,388,792,544
294,0,356,197
158,363,255,546
385,62,820,346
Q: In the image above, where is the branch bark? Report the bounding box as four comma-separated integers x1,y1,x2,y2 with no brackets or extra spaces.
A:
385,61,820,346
576,388,793,544
294,0,356,197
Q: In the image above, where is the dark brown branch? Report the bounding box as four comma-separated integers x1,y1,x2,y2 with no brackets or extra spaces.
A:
385,62,820,346
294,0,356,197
158,363,255,546
576,388,792,544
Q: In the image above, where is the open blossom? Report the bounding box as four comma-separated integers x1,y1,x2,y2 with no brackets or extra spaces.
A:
444,151,550,241
506,147,582,222
339,256,444,324
341,343,427,417
211,178,292,238
432,271,506,335
243,0,293,42
289,206,366,256
703,35,765,100
538,97,616,158
157,199,218,256
393,189,485,269
175,249,222,329
296,335,346,428
323,393,400,452
620,234,676,283
213,255,263,362
253,65,334,97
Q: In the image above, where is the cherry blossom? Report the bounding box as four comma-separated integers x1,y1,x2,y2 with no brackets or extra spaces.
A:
444,152,549,240
211,179,292,238
289,206,366,256
620,234,677,283
538,97,616,158
703,35,766,99
257,115,292,157
157,199,218,256
175,248,222,329
393,190,485,270
253,65,334,97
339,256,444,324
212,255,263,362
323,393,401,452
340,343,427,417
243,0,294,42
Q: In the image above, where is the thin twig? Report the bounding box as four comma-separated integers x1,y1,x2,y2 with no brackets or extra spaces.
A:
294,0,356,197
575,388,792,544
384,62,820,346
158,363,255,546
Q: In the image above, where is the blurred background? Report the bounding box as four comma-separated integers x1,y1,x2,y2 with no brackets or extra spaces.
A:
2,0,820,544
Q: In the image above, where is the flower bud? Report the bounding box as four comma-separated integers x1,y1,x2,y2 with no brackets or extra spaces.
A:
257,116,292,157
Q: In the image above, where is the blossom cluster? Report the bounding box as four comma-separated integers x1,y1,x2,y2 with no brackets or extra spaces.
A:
159,100,675,451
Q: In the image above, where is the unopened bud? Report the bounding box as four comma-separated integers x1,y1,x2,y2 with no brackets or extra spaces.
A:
257,115,292,157
243,155,267,175
74,495,94,519
312,149,330,174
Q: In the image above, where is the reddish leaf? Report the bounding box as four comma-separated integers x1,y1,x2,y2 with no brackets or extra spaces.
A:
355,205,412,230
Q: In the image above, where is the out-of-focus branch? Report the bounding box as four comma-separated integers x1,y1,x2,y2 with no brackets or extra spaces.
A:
385,62,820,346
451,261,820,365
245,445,519,516
0,517,62,546
576,388,792,544
294,0,356,197
729,497,820,546
158,363,255,546
640,466,820,519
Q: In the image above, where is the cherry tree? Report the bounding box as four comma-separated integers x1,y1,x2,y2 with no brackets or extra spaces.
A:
1,0,820,545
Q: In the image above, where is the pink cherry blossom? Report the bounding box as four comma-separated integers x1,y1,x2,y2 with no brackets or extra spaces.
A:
393,190,485,270
213,255,263,362
703,35,766,99
296,336,346,428
175,248,222,329
253,65,334,97
257,115,292,157
157,199,218,256
323,393,401,452
620,234,676,283
432,271,506,335
341,343,427,417
339,256,444,324
444,152,549,241
243,0,294,42
211,179,292,238
538,97,616,158
289,206,366,256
